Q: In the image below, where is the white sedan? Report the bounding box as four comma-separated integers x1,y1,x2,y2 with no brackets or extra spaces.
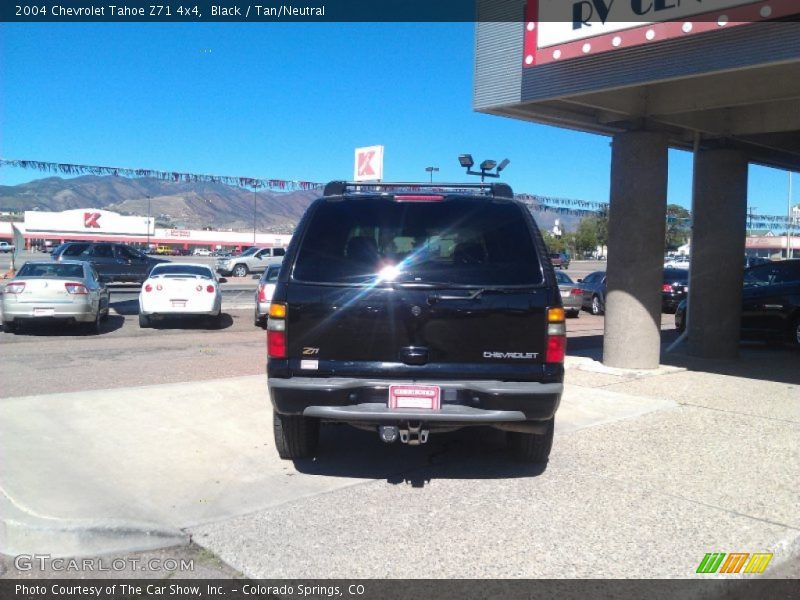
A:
138,263,223,328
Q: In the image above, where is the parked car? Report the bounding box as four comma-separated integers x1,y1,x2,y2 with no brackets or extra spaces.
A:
216,246,287,277
675,260,800,346
51,242,169,284
254,258,284,328
548,252,570,269
0,241,14,253
555,270,582,317
664,255,690,269
266,180,565,463
1,260,109,334
192,248,212,257
577,270,607,315
744,255,770,269
138,263,224,328
154,245,173,255
662,268,689,313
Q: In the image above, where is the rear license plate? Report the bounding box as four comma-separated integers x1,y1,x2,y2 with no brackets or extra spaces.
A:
171,300,187,308
388,385,441,410
33,308,55,317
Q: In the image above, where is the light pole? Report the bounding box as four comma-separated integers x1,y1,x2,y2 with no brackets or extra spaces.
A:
458,155,510,182
253,183,260,245
425,166,439,182
146,195,151,251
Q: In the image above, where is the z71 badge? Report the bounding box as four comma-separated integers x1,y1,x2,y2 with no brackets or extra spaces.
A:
302,347,320,356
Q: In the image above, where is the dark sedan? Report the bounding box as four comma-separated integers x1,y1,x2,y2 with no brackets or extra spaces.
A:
662,268,689,313
675,259,800,347
577,271,607,315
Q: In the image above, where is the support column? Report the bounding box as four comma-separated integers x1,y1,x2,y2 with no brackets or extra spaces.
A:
688,149,748,359
603,131,669,369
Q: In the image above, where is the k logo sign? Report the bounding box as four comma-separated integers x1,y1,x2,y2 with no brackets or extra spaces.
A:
353,145,384,182
84,212,102,228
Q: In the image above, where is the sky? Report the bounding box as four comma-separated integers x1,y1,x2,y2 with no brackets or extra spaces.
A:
0,21,795,218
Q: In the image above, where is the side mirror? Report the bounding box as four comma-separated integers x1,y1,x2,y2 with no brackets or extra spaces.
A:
218,277,228,284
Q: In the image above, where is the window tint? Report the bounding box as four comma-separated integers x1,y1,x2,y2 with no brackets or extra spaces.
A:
62,243,90,257
18,263,85,278
91,244,114,258
663,269,688,283
273,248,285,257
116,245,142,260
583,273,598,284
293,198,542,286
266,266,281,283
773,263,800,284
744,264,777,286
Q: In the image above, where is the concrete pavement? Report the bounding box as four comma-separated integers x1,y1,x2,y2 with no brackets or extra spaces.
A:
0,344,797,579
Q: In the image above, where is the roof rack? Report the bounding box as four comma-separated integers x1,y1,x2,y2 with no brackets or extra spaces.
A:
322,180,514,199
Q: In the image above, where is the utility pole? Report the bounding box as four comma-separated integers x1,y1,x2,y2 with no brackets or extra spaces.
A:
747,206,757,232
253,183,260,245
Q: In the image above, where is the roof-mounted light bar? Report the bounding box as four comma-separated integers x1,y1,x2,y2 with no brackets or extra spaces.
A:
322,181,513,199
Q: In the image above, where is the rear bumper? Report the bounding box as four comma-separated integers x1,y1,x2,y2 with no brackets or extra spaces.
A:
268,377,562,423
2,303,96,323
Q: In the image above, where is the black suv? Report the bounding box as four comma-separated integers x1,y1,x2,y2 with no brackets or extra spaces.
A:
266,181,566,463
51,242,169,283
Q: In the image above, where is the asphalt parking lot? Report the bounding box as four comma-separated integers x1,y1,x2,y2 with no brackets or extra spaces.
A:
0,258,797,587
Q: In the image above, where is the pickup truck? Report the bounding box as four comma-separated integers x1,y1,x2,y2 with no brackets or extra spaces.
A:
0,242,15,253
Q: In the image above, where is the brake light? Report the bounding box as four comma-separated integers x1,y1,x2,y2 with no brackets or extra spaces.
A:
662,284,673,292
257,284,267,302
206,285,215,293
395,195,444,202
570,288,582,296
144,284,152,292
546,306,567,363
267,302,287,359
546,335,567,363
5,282,25,294
65,282,88,295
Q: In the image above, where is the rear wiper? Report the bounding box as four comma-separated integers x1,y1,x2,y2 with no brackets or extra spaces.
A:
426,286,537,302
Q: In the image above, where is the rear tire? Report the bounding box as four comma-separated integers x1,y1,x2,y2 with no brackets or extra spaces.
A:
2,321,17,334
232,264,248,278
139,313,151,328
84,312,101,335
273,411,319,459
568,310,580,319
507,418,554,464
792,317,800,348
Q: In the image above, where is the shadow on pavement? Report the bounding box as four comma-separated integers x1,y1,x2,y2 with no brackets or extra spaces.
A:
149,313,234,331
291,425,547,487
110,298,140,316
4,314,126,337
568,329,800,385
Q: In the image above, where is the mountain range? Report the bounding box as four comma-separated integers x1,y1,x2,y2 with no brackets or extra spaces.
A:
0,175,581,233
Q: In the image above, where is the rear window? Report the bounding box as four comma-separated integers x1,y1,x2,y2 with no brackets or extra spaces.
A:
18,263,84,278
150,265,213,278
293,198,542,286
663,269,688,283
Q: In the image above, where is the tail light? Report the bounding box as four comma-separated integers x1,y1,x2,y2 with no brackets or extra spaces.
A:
5,282,25,294
546,307,566,363
267,302,287,359
65,282,88,295
144,284,153,292
570,288,582,296
662,284,673,292
257,284,267,302
206,285,215,293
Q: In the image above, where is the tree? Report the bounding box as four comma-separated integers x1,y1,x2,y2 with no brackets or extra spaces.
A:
574,218,598,255
665,204,691,250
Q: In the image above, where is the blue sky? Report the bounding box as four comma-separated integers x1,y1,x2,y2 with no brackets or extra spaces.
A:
0,22,795,217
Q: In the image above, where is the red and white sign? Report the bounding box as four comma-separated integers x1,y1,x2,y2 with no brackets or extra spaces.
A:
354,145,384,182
388,384,441,410
84,212,101,228
524,0,799,67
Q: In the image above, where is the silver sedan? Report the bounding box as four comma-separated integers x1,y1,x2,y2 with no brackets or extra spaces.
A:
1,260,110,334
555,270,582,317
